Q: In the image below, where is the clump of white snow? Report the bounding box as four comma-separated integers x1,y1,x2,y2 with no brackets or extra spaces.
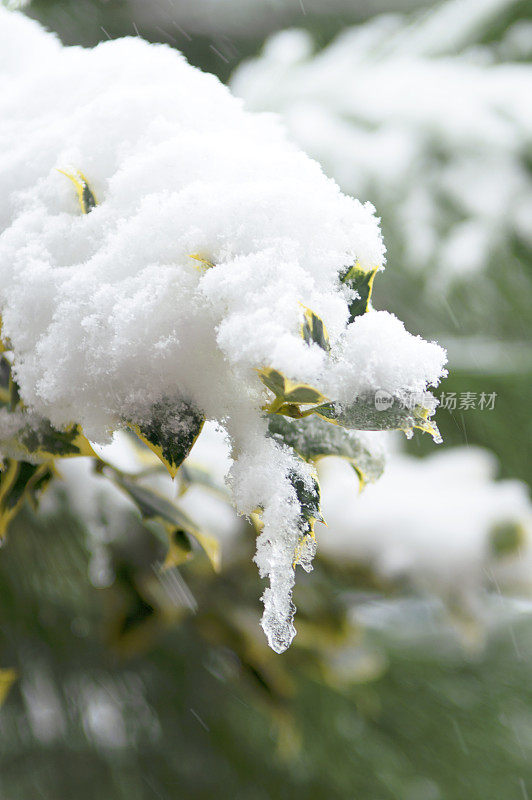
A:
0,9,446,651
318,443,532,610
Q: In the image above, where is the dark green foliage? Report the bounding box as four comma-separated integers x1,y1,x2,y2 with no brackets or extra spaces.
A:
1,506,532,799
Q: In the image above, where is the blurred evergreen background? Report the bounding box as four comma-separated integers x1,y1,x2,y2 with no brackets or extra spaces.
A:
1,1,532,797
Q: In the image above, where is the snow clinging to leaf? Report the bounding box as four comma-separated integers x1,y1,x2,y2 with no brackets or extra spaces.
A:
0,9,446,652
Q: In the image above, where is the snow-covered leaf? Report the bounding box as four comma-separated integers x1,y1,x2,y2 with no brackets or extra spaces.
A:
300,305,330,352
15,420,96,461
290,463,323,573
314,397,441,442
268,414,385,489
57,168,97,214
128,399,205,479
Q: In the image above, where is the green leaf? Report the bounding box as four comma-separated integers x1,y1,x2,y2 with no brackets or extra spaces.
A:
128,398,205,479
310,395,441,442
111,472,196,526
8,371,20,413
0,459,55,538
289,462,323,573
300,305,330,352
268,403,307,419
0,356,10,406
257,367,327,414
258,367,288,398
110,471,220,572
163,528,194,568
58,168,97,214
285,385,327,404
0,669,17,708
0,356,96,460
250,451,323,572
14,420,96,461
489,521,525,558
340,263,379,321
0,355,19,410
268,414,385,489
290,467,323,527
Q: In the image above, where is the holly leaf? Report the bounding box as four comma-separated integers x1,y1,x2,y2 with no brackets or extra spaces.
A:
340,263,379,321
289,462,323,573
109,471,220,572
257,367,327,414
0,316,8,354
0,669,17,708
188,254,215,270
128,398,205,479
0,459,55,538
0,356,10,406
268,414,385,489
58,168,97,214
311,394,441,442
15,420,96,461
300,305,330,352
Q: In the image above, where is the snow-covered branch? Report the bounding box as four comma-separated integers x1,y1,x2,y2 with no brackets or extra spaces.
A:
0,9,446,651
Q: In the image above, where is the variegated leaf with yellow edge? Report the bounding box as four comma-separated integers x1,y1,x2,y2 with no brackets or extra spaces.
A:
289,462,324,572
311,395,442,443
163,527,194,568
164,526,220,573
257,367,327,415
268,414,385,490
340,262,379,321
0,315,8,354
0,354,96,460
252,453,324,573
0,354,19,411
128,398,205,479
58,168,97,214
18,420,96,461
0,355,10,407
0,458,55,539
108,469,220,572
0,668,17,708
300,305,330,352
